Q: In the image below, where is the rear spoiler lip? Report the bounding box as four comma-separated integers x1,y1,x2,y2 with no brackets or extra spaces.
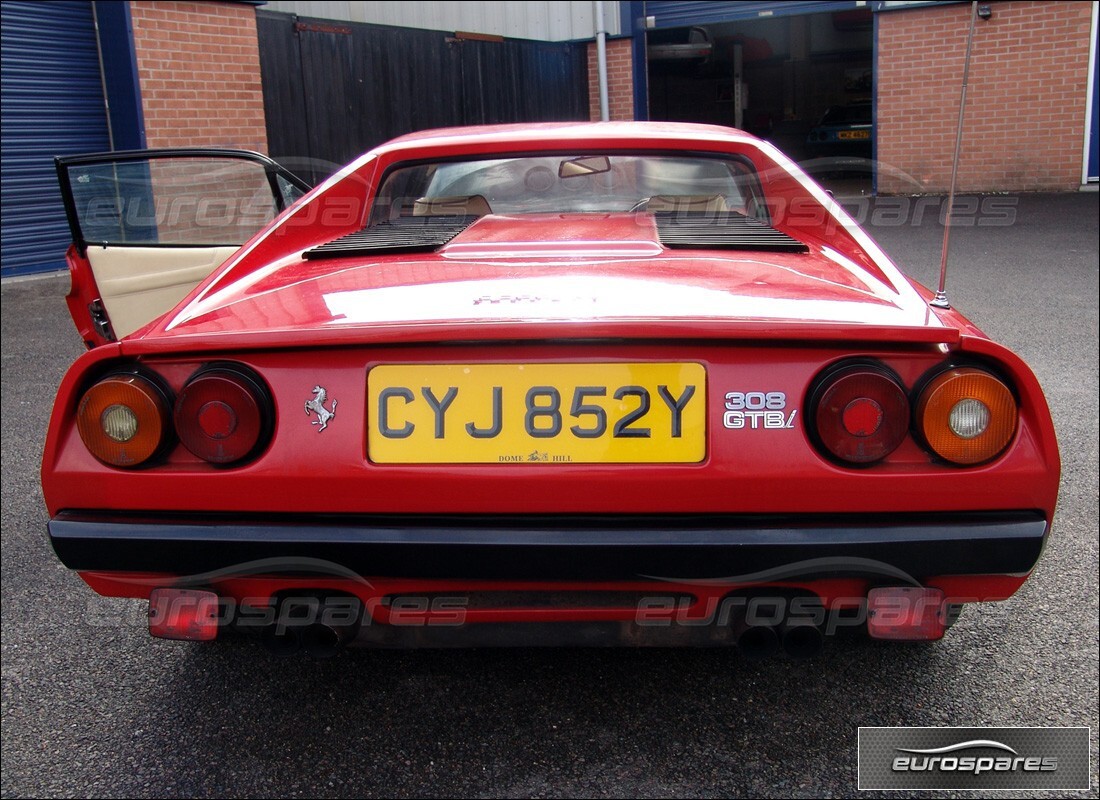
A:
120,318,960,356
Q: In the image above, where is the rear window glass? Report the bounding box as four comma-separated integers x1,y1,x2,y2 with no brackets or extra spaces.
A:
820,105,872,126
370,154,765,222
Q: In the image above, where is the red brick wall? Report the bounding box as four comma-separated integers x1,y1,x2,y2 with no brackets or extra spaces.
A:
130,1,268,152
587,38,635,121
876,1,1092,194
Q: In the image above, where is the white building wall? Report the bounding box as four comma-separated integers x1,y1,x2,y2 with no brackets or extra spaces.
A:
263,1,620,40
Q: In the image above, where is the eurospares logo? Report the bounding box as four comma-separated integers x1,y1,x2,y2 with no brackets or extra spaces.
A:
893,739,1056,774
858,727,1090,790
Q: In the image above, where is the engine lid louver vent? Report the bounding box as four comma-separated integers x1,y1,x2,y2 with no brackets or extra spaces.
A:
654,212,808,253
304,216,480,260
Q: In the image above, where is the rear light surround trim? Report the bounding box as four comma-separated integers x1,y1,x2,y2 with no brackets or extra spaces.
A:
75,368,175,468
806,359,911,466
913,364,1019,466
173,362,276,466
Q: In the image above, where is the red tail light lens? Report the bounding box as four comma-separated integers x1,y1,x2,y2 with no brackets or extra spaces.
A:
811,364,909,464
174,365,272,465
916,367,1017,465
76,373,171,467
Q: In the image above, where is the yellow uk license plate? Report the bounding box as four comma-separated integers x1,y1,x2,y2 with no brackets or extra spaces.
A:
838,129,870,140
368,363,706,464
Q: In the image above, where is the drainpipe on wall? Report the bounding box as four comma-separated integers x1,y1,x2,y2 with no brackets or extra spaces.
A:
91,1,116,150
595,1,610,120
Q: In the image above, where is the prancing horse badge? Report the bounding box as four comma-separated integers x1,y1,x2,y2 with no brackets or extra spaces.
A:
305,385,337,432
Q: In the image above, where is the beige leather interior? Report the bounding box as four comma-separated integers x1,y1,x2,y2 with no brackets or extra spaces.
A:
413,195,492,217
87,246,238,338
643,194,730,213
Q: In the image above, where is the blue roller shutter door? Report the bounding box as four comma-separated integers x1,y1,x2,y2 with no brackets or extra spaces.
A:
1,0,112,276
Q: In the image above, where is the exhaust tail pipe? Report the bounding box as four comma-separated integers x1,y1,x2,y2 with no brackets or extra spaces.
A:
780,623,824,659
261,592,363,656
299,622,358,658
736,624,780,659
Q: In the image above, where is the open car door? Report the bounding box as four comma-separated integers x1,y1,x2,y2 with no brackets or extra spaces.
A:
56,149,310,347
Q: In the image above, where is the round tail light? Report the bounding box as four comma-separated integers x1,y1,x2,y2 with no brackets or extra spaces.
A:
77,373,171,467
811,364,909,465
916,367,1017,465
174,365,273,465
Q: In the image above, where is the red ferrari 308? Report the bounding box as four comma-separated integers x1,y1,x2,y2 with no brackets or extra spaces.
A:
42,123,1059,655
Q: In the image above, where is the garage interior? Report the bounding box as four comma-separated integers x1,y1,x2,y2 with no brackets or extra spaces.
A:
646,6,873,191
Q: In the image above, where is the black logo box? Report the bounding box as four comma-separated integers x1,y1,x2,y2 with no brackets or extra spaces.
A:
858,726,1091,791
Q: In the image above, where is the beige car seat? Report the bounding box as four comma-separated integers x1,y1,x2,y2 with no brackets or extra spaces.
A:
413,195,493,217
642,194,729,213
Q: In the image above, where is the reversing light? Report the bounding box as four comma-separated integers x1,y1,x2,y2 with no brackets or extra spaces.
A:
811,364,909,464
867,587,947,641
76,373,171,467
174,365,272,465
916,367,1017,465
148,588,219,641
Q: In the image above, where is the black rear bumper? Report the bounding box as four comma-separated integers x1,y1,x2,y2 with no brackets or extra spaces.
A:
48,511,1048,582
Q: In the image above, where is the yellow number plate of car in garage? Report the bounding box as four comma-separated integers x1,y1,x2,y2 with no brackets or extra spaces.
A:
368,363,706,464
838,130,870,140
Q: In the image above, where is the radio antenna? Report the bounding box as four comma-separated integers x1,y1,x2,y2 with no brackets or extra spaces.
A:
931,0,980,310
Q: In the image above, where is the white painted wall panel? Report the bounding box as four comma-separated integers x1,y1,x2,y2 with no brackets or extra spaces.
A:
264,1,619,40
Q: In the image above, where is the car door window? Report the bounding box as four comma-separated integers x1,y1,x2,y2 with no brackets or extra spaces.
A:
68,157,280,247
57,151,309,342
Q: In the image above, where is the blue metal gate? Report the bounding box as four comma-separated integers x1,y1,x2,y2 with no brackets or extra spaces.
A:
1,0,112,277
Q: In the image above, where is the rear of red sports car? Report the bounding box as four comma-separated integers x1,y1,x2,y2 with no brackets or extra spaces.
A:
41,123,1059,655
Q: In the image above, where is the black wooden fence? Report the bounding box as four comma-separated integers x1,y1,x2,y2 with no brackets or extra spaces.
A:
256,11,591,185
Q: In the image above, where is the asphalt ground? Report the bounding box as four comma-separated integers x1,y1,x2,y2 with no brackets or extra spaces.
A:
2,192,1097,798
